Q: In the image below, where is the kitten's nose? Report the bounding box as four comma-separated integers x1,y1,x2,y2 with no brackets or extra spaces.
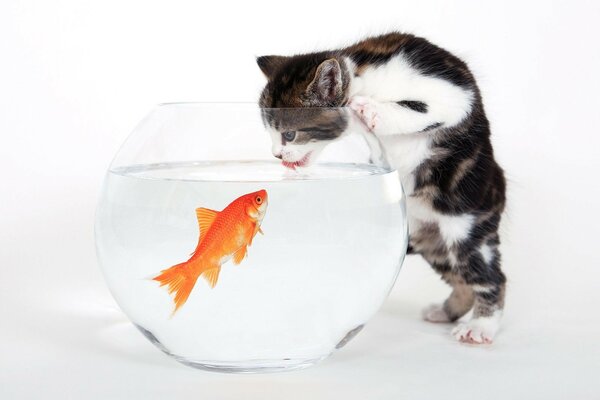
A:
272,144,283,159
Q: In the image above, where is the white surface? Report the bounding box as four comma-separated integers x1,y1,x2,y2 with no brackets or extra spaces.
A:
1,1,599,398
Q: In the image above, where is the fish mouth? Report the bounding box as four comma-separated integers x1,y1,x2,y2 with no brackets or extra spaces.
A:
282,151,313,170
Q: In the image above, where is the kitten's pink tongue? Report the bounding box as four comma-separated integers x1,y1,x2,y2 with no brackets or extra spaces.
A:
282,151,312,170
282,160,296,170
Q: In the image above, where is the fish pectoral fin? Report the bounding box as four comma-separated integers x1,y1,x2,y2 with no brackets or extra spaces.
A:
232,246,247,265
201,266,221,288
248,225,263,245
196,208,219,239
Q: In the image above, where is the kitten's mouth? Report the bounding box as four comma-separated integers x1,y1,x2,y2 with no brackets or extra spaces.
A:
282,151,313,170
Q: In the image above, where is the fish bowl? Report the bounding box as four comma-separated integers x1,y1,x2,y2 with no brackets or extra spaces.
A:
95,103,408,373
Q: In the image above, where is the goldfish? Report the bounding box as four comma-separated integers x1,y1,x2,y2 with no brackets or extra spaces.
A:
153,190,268,314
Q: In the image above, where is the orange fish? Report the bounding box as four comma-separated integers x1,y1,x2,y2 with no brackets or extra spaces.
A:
153,190,268,314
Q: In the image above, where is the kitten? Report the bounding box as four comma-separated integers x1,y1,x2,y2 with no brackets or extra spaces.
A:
257,32,506,344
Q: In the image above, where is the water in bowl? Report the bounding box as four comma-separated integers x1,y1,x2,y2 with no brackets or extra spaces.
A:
95,160,407,372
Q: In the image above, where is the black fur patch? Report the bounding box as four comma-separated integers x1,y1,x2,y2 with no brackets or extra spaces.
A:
397,100,428,113
422,122,443,132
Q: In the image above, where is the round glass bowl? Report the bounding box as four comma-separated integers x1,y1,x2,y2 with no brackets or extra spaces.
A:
95,103,408,372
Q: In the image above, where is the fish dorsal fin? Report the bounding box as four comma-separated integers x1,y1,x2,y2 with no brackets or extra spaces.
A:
201,266,221,288
196,208,219,239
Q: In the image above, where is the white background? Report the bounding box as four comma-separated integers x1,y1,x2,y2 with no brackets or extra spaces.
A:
1,1,599,398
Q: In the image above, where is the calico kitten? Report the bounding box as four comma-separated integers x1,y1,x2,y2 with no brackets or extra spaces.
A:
257,32,506,344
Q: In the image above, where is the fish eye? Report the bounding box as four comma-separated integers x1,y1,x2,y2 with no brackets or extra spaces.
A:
282,131,296,141
256,196,262,204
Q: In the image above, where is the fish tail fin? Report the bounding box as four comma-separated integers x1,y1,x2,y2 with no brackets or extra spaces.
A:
153,261,199,315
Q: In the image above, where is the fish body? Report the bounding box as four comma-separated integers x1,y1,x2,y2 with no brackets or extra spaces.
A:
153,190,268,314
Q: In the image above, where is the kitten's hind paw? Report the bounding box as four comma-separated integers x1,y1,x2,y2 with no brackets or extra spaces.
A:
349,96,379,132
422,304,451,323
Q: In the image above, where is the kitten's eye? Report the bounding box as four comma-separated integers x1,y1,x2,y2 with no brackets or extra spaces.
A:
282,131,296,141
256,196,262,204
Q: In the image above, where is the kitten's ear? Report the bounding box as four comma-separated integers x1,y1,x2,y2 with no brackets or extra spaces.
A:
256,55,288,79
306,59,343,103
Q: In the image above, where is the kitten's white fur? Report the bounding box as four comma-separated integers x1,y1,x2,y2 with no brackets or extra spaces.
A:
437,214,475,249
348,54,474,135
406,195,474,254
471,284,494,293
379,133,431,193
479,243,494,264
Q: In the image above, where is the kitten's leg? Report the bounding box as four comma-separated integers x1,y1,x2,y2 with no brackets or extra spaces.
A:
423,282,474,323
348,90,472,136
452,241,506,344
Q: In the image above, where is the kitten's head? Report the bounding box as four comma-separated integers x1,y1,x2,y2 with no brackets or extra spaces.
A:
257,53,351,168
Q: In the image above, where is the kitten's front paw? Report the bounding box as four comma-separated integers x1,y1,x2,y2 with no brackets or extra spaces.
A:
451,315,500,344
349,96,379,132
422,304,451,323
